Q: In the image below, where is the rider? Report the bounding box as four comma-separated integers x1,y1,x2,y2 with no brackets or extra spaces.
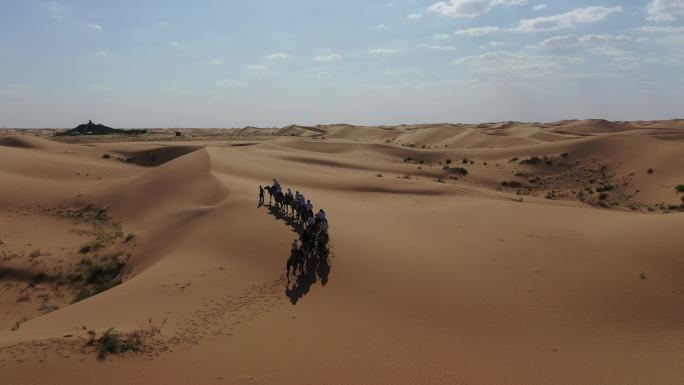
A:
272,178,281,194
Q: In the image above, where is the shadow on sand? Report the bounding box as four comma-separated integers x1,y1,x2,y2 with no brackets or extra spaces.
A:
265,205,331,305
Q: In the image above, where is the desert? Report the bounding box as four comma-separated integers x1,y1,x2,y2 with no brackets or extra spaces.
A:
1,119,684,384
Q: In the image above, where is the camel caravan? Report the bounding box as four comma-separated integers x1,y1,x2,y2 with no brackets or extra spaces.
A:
259,179,330,281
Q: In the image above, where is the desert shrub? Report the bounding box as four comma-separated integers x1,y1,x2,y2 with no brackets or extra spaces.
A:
520,156,543,165
647,169,654,174
508,157,519,163
501,181,523,188
561,153,569,158
87,328,144,360
102,153,111,159
462,158,469,164
445,159,452,164
10,317,29,331
598,192,609,200
451,167,468,176
72,254,126,303
376,173,383,178
596,185,614,192
675,184,684,193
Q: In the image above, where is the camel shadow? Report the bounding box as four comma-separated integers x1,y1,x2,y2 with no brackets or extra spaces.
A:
267,205,305,235
264,205,331,304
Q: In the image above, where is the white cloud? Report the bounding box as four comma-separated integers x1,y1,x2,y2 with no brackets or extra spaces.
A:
427,0,527,18
454,26,499,36
451,51,584,76
433,33,450,39
588,46,632,57
539,34,632,47
532,4,547,11
247,64,279,77
247,64,268,72
88,24,103,31
611,56,640,71
209,59,223,65
408,13,423,19
266,52,291,61
369,48,399,54
376,24,386,28
481,41,507,49
420,44,457,51
636,36,652,42
314,52,342,61
637,25,684,32
216,79,247,87
168,41,184,48
646,0,684,21
517,6,622,31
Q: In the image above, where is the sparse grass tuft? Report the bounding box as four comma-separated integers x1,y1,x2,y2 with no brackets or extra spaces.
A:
10,317,29,331
87,328,144,360
71,253,126,303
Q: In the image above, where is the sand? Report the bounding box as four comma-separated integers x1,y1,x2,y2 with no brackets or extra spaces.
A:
1,120,684,385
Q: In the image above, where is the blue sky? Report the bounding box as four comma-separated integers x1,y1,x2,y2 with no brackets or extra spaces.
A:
1,0,683,127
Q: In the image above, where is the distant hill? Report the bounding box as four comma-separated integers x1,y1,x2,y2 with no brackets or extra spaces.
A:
56,120,147,136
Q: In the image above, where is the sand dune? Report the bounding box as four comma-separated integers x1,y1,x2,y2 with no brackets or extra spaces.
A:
1,120,684,385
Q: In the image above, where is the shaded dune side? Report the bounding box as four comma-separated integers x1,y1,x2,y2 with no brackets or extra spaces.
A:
100,144,205,167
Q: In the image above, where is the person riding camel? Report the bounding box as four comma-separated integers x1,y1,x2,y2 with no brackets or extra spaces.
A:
272,178,281,194
316,209,326,222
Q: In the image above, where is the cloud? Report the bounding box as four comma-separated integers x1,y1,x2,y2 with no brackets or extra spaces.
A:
247,64,268,72
517,6,622,31
420,44,457,51
247,64,279,77
266,52,291,61
451,50,584,76
539,34,632,47
216,79,247,87
637,25,684,33
433,33,450,39
427,0,528,18
454,26,499,36
168,41,184,48
588,46,632,57
209,59,223,65
636,36,652,42
646,0,684,21
532,4,547,11
314,52,342,61
157,21,170,27
481,41,507,49
368,48,399,54
408,13,423,20
88,24,103,31
376,24,386,28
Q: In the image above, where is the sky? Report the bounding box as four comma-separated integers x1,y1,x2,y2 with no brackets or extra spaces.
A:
1,0,683,128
